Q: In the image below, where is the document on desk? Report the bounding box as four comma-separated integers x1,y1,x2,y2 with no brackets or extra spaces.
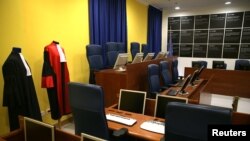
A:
140,120,165,134
106,114,137,126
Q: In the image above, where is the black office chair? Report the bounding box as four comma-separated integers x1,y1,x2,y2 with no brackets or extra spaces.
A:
86,44,104,84
148,64,167,99
212,61,227,69
117,42,126,53
106,42,119,67
159,61,174,87
165,102,232,141
234,60,250,70
68,82,128,140
192,61,207,69
172,59,183,83
141,44,149,58
130,42,140,61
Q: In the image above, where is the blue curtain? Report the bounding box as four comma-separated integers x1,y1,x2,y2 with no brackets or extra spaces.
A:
147,5,162,54
89,0,127,65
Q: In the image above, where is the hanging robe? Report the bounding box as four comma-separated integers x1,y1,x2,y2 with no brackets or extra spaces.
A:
41,41,71,120
2,47,42,131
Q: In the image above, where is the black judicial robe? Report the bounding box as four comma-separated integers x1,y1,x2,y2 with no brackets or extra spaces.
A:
41,42,71,120
2,48,42,131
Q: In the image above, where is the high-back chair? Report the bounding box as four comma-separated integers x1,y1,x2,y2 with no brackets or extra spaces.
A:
192,61,207,68
159,61,173,87
68,82,128,140
165,102,232,141
106,42,119,67
117,42,125,53
235,60,250,70
212,60,227,69
147,64,161,99
130,42,140,61
68,83,110,139
141,44,149,58
86,44,104,84
172,59,181,83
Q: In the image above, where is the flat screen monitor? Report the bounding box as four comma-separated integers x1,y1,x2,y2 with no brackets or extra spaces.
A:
196,65,205,80
212,61,225,69
189,70,199,86
154,95,188,119
143,53,155,62
113,53,128,70
154,52,166,60
118,89,146,114
132,53,144,64
81,133,107,141
179,74,191,94
24,117,54,141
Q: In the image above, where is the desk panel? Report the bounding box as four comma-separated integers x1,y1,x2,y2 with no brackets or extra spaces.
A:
95,59,171,107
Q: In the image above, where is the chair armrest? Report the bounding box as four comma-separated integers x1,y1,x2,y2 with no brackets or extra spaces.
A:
112,128,128,137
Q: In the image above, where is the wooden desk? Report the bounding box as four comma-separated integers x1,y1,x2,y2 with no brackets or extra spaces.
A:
185,67,250,124
106,107,164,141
95,59,171,107
185,67,250,98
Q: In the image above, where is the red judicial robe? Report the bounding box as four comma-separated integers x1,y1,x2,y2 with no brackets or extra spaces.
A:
42,41,71,120
2,47,42,131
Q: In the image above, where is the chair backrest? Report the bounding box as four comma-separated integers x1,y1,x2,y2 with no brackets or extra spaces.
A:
106,42,119,67
147,64,161,97
141,44,149,58
235,60,250,70
117,42,125,53
86,44,104,70
130,42,140,60
68,82,109,140
159,61,173,86
192,61,207,69
212,61,226,69
172,59,179,83
165,102,232,141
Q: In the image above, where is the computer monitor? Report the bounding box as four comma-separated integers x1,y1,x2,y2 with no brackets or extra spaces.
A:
24,117,54,141
196,65,205,80
131,53,144,64
189,70,199,86
179,74,191,94
212,61,225,69
143,53,155,62
113,53,128,70
154,95,188,119
118,89,146,114
81,133,107,141
154,52,166,60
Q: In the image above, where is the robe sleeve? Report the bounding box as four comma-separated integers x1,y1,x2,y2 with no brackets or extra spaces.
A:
41,50,55,88
2,61,22,108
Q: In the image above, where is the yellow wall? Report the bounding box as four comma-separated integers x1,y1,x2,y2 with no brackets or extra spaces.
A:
0,0,148,135
127,0,148,61
0,0,89,135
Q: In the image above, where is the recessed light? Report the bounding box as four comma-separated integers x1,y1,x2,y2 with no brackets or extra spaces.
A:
225,1,231,5
175,6,180,10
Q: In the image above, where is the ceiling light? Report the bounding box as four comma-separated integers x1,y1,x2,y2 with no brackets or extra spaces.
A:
175,6,180,10
225,1,231,5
